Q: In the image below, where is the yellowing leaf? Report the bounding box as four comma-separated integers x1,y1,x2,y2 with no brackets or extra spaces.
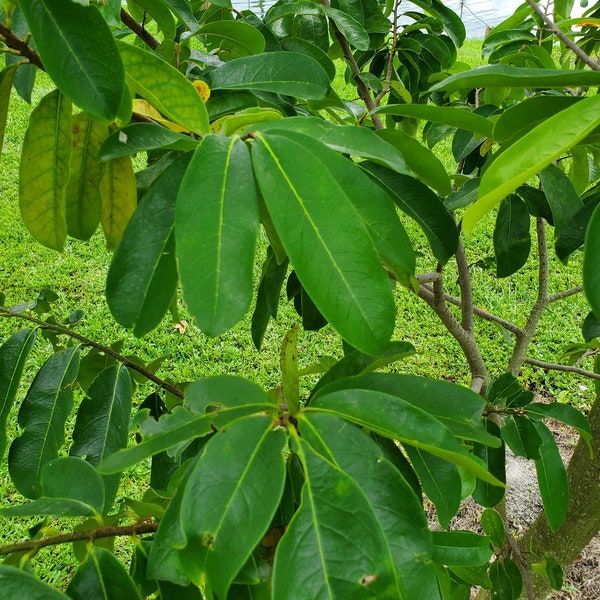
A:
132,99,188,134
193,80,211,102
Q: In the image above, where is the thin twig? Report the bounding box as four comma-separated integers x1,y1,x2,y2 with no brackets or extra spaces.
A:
374,0,401,105
548,285,584,303
0,522,158,557
0,307,184,399
120,8,160,51
0,22,44,69
525,0,600,71
523,357,600,381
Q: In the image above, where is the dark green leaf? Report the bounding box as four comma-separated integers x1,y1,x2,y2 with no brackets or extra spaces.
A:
501,415,542,460
0,497,96,518
493,195,531,278
8,347,80,498
431,531,492,566
272,437,402,599
0,566,69,598
584,203,600,319
299,412,438,599
0,328,36,462
193,21,266,57
533,421,569,531
472,420,506,508
582,311,600,342
481,508,505,549
555,197,600,264
252,132,396,355
524,402,592,448
179,416,286,599
107,153,191,336
67,547,141,600
19,0,125,122
176,135,259,336
209,52,330,99
489,559,523,600
0,65,16,156
539,165,584,237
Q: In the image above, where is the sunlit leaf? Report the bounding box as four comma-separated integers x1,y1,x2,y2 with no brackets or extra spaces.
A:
0,566,69,598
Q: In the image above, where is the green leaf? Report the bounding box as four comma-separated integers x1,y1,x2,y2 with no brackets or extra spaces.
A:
0,328,37,462
209,52,330,99
280,37,336,81
299,413,438,599
310,388,502,484
179,416,286,599
584,203,600,318
431,531,492,567
118,41,208,136
489,559,522,600
375,105,493,139
19,0,125,122
313,373,499,446
555,197,599,264
405,446,461,528
462,94,600,235
362,163,458,265
106,153,191,336
524,402,592,449
375,129,452,196
193,21,266,57
0,65,16,156
493,195,531,277
472,420,506,508
0,566,70,598
65,112,108,241
481,508,505,549
501,415,542,460
538,165,584,237
19,90,72,251
100,155,137,251
176,135,259,336
429,64,600,94
582,311,600,342
99,124,197,161
252,132,395,355
0,497,97,518
533,421,569,531
280,326,300,414
71,365,132,507
8,347,80,499
67,547,141,600
272,436,403,599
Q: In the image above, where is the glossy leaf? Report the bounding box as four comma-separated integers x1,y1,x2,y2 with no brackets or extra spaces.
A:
533,421,569,531
0,65,16,156
431,531,492,566
193,21,266,57
0,496,97,518
8,347,80,498
489,559,523,600
376,128,452,196
429,64,600,94
481,508,505,549
252,132,395,355
0,566,69,598
493,195,531,278
118,41,208,135
405,446,461,528
375,104,492,139
19,0,125,122
176,135,259,336
363,162,458,265
209,52,330,99
500,415,542,460
179,416,286,599
106,153,191,336
555,194,599,264
99,123,197,161
0,328,36,462
538,165,583,237
98,156,137,251
310,388,501,484
472,420,506,508
463,94,600,235
67,547,141,600
584,203,600,318
65,112,108,241
582,311,600,342
524,402,592,448
299,412,438,599
19,90,72,251
273,436,402,599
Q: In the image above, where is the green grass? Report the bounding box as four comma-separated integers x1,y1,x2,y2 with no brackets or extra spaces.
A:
0,37,595,588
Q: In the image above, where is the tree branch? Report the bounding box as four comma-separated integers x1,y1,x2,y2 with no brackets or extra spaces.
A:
0,306,184,399
0,22,44,69
455,238,475,334
120,8,160,51
525,0,600,71
548,285,584,303
0,522,158,557
523,357,600,381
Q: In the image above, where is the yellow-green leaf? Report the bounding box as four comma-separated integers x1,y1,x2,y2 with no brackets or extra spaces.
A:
118,41,209,136
66,113,108,241
100,156,137,250
0,65,16,156
19,90,72,251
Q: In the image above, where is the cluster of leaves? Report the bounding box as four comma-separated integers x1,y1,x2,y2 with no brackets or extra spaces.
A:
0,0,599,598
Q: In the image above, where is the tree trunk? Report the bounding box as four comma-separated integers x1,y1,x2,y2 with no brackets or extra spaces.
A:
518,395,600,598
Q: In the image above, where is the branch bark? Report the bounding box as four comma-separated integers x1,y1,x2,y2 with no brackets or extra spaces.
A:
0,22,44,69
523,357,600,381
0,522,158,557
120,8,160,51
